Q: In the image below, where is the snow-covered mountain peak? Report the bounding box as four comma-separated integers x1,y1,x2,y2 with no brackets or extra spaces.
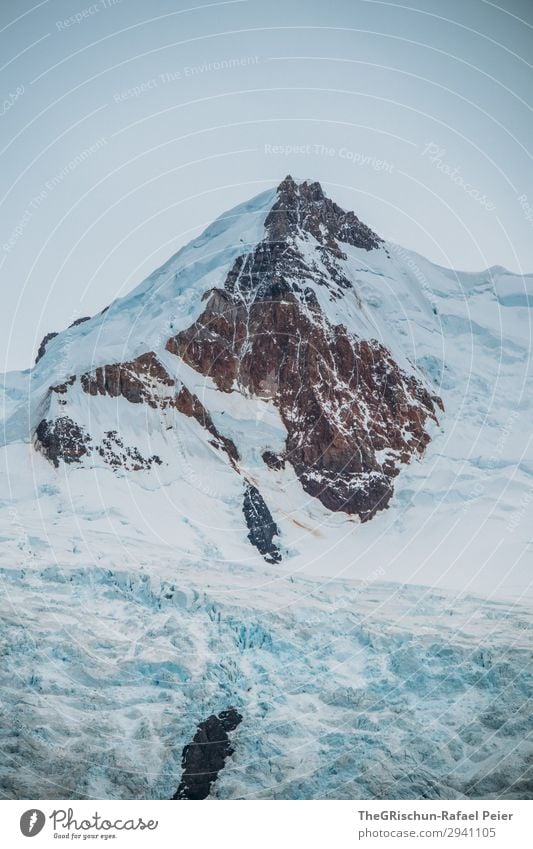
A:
28,178,383,385
2,178,532,595
8,178,439,558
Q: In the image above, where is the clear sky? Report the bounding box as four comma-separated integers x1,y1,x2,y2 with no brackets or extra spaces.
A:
1,0,532,370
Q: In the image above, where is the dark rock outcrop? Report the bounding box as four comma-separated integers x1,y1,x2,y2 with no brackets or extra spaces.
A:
35,332,58,365
34,417,91,467
35,317,91,365
97,430,162,471
69,316,91,328
51,375,76,395
262,450,285,471
173,709,242,800
243,483,281,563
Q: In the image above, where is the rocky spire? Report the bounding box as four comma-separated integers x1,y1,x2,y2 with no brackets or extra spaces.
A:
265,175,383,254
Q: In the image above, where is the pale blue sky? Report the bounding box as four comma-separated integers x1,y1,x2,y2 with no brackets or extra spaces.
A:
1,0,532,370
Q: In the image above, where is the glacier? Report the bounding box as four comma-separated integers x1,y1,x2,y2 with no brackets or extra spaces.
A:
1,555,532,799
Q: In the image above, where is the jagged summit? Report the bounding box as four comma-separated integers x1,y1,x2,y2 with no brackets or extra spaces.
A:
31,177,383,370
265,175,383,254
218,175,384,304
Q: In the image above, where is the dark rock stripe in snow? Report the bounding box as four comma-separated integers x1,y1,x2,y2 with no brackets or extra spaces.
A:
173,709,243,800
243,483,281,563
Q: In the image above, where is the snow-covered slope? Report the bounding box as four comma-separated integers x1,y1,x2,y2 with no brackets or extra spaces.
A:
1,177,532,800
1,187,277,440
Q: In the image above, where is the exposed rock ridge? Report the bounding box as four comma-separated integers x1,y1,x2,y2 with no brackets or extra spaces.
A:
35,352,239,470
80,351,175,407
35,316,91,364
35,332,58,366
34,417,91,467
266,175,383,254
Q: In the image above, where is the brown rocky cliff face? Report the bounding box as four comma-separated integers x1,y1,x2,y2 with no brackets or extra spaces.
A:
80,351,175,407
167,290,438,520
